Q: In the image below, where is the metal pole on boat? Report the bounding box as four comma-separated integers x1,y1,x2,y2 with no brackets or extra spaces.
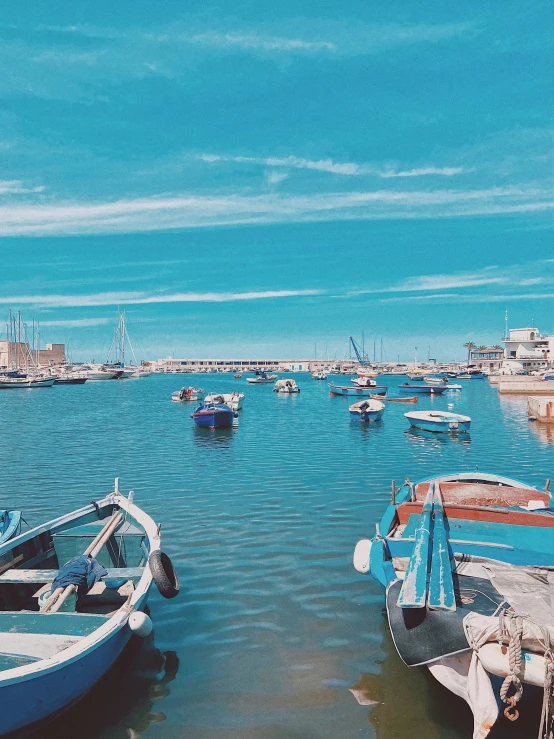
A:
391,481,396,505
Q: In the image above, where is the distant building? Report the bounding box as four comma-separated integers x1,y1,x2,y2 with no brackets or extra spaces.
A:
0,340,65,369
144,357,321,373
500,327,552,374
469,347,504,372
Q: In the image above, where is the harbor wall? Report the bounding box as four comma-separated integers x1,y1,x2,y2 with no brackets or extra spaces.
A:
528,396,554,424
498,380,554,395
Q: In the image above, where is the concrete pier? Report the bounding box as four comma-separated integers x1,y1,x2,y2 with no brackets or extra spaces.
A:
488,375,532,385
528,396,554,423
498,380,554,395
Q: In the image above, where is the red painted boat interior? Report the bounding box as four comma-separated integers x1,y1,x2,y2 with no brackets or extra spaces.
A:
414,481,551,507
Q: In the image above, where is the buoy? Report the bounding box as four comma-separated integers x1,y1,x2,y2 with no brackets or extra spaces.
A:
129,611,153,637
353,539,372,574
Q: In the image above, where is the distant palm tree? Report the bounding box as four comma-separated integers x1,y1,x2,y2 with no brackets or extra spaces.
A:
463,341,477,365
477,345,487,351
492,344,503,349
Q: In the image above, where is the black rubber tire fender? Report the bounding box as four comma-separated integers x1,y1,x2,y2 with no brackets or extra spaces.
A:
149,550,180,599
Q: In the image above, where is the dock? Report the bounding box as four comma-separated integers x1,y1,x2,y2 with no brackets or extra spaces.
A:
498,380,554,395
528,396,554,424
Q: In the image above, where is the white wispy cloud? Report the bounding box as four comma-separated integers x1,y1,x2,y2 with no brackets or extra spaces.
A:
380,292,554,305
188,33,336,53
0,186,549,236
0,180,45,195
198,153,465,178
0,289,323,309
39,317,112,327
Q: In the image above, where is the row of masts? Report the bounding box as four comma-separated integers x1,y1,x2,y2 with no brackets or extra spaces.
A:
105,307,139,367
5,310,40,371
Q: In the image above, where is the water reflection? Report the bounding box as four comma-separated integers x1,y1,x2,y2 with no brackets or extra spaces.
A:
192,425,237,448
529,421,554,445
405,428,472,446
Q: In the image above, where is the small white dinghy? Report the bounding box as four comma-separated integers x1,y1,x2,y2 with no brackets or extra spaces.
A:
204,391,244,410
274,379,300,394
405,410,471,433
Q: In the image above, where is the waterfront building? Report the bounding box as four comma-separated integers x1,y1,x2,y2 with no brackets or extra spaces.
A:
143,357,316,373
0,340,65,369
469,347,505,373
501,327,553,374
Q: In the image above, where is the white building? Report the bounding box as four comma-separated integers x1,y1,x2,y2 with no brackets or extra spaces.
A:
500,327,553,374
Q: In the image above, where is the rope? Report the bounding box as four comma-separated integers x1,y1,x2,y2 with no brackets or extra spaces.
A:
539,650,554,739
499,611,524,721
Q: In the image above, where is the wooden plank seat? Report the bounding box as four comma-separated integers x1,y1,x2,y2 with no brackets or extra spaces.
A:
0,567,144,584
397,501,554,528
414,482,550,508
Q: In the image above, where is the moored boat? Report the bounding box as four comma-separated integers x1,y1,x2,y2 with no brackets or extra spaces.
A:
348,399,385,422
398,383,447,395
0,479,179,736
350,377,379,388
171,386,203,402
274,379,300,394
311,371,327,380
54,376,88,385
0,376,56,389
370,394,418,403
352,471,554,738
191,402,237,429
329,383,387,397
204,391,244,410
404,410,471,433
246,370,277,384
234,374,242,379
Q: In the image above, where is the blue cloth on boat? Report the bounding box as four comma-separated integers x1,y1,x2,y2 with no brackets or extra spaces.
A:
51,555,108,596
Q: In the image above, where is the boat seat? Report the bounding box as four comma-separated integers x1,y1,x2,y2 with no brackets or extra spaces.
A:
0,567,144,584
0,611,108,636
414,482,551,507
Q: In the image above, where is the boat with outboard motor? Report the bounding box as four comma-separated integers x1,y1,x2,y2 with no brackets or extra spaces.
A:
171,386,204,402
404,410,471,433
353,471,554,738
274,379,300,394
312,371,327,380
204,391,244,410
349,399,385,422
246,370,277,384
399,383,447,395
0,479,178,737
191,402,237,429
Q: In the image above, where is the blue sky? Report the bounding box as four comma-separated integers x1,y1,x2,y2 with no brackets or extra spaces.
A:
0,1,552,361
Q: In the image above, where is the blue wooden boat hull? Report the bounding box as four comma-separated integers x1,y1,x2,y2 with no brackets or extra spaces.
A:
192,404,235,428
0,589,150,736
399,384,446,395
349,408,384,422
407,418,471,433
329,385,387,397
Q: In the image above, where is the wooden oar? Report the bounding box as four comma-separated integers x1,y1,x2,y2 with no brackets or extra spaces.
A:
397,485,434,609
41,510,123,613
427,483,456,612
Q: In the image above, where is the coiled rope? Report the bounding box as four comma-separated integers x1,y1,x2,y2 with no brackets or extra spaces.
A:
498,610,524,721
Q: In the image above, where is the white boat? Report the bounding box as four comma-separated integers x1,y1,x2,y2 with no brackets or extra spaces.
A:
423,376,448,385
349,399,385,422
312,371,327,380
0,376,56,389
405,410,471,433
171,387,204,402
246,371,277,384
81,365,118,381
350,377,378,388
445,383,463,390
274,379,300,394
204,391,244,410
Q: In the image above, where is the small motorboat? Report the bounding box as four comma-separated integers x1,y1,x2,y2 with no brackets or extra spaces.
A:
192,402,237,429
54,376,88,385
349,399,385,422
352,471,554,738
204,391,244,410
0,479,178,737
404,410,471,433
0,376,56,389
274,379,300,394
0,510,22,545
423,376,448,385
234,374,242,379
329,384,387,397
457,370,486,379
398,383,447,395
171,386,203,402
312,371,327,380
445,383,463,391
246,371,277,384
371,394,417,404
350,377,379,388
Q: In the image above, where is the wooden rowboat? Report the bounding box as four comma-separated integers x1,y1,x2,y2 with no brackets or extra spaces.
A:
370,394,417,403
0,479,179,736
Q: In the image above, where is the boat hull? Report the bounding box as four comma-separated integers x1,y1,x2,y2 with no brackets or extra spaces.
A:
0,377,56,389
406,417,471,433
329,385,387,397
398,384,446,395
192,405,235,428
349,409,384,422
54,378,87,385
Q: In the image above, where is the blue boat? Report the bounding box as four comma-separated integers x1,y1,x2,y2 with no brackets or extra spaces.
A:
404,410,471,433
0,510,22,545
398,383,447,395
191,402,236,429
349,399,385,422
0,479,179,736
329,383,387,397
352,471,554,737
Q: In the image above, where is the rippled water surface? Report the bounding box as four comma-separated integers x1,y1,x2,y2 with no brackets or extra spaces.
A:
1,374,552,739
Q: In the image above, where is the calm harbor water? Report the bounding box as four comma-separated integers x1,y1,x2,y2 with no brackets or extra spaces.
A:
1,374,552,739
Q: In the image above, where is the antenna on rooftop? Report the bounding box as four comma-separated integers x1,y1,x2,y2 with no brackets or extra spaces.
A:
504,309,508,340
